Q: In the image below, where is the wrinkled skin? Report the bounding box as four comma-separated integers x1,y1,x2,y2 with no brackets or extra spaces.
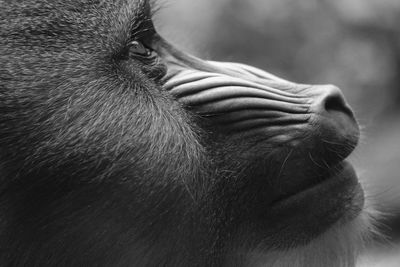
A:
0,0,367,266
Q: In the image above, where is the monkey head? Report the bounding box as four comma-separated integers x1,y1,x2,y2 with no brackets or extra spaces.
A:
0,1,374,266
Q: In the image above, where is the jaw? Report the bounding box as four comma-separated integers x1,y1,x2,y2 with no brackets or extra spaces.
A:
225,163,373,267
266,161,365,242
223,161,365,250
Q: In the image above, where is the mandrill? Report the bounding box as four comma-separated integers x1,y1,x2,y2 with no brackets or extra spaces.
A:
0,0,378,266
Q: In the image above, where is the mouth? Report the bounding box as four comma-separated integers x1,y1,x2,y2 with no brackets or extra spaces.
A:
264,161,364,240
273,161,364,214
273,161,363,209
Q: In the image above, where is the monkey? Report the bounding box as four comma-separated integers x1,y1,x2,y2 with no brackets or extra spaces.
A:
0,0,378,266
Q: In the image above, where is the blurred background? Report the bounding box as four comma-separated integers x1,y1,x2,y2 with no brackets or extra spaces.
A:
156,0,400,214
156,1,400,265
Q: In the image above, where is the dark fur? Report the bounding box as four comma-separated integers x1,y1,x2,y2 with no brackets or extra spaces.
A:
0,0,367,266
0,0,219,266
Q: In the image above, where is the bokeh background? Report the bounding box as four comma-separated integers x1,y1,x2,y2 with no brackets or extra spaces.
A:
156,1,400,265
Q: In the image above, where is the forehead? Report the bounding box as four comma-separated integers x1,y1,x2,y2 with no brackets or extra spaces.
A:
1,0,149,18
0,0,153,53
0,0,156,79
1,0,150,36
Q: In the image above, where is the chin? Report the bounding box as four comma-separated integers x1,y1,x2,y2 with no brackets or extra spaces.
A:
232,207,378,267
225,162,382,267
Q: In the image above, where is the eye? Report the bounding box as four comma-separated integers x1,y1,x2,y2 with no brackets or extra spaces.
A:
128,40,153,57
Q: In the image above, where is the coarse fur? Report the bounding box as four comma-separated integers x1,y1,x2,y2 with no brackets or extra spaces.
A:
0,0,379,266
1,0,209,265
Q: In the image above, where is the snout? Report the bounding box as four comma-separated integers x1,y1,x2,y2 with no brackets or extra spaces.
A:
163,57,359,155
163,60,310,139
159,42,364,239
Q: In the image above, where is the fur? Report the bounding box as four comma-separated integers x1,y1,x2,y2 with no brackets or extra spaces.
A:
0,0,380,266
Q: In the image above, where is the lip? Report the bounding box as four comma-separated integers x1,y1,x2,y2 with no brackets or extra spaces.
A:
263,161,364,241
272,161,362,208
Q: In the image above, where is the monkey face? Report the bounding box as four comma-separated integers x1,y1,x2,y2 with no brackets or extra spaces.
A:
0,0,368,266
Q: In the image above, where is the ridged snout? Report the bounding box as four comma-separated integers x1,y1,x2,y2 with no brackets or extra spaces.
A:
164,62,309,135
164,61,359,161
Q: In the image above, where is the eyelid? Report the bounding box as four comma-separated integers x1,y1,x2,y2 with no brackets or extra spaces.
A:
129,41,149,56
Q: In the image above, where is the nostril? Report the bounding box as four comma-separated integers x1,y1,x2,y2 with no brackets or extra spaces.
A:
325,94,345,112
321,87,354,119
311,85,360,165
